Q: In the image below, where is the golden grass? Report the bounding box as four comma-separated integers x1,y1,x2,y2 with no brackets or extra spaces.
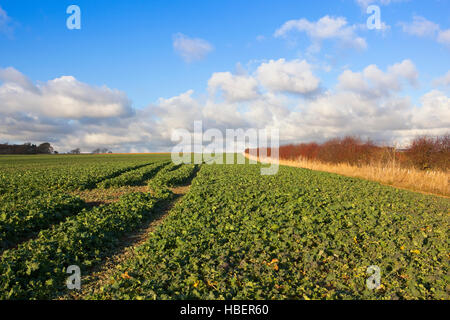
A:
244,153,449,198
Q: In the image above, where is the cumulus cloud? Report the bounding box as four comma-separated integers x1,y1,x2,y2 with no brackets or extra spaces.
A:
1,61,448,152
0,67,39,93
256,59,320,95
92,60,448,149
0,67,133,119
208,72,260,102
412,90,450,129
274,16,367,51
252,60,445,146
152,90,202,138
337,59,418,98
173,33,213,63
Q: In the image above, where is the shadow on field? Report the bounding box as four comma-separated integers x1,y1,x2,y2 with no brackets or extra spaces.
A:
59,165,200,300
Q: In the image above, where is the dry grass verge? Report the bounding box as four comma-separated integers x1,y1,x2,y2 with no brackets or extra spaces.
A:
245,153,449,198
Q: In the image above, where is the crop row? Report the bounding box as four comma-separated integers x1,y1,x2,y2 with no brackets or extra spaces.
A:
0,192,172,300
0,160,157,195
0,163,198,300
0,193,86,250
90,164,449,300
0,161,166,251
97,161,169,189
149,164,197,189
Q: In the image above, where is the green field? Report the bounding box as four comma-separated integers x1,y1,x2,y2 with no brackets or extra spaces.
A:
0,154,448,300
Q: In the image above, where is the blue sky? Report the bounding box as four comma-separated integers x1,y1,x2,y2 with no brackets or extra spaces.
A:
0,0,449,152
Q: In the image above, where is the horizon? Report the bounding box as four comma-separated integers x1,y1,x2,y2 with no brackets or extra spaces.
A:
1,0,449,153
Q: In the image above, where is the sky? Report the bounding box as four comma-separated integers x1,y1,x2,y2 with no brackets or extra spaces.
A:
0,0,449,152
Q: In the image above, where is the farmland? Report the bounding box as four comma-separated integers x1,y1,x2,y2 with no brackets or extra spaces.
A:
0,154,448,300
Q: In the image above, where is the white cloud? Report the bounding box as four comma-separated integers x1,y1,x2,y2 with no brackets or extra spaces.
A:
0,6,13,36
208,72,259,102
388,59,419,82
399,15,450,47
399,16,439,37
1,61,448,152
355,0,405,9
433,71,450,88
274,16,367,51
173,33,213,63
337,60,418,98
149,59,444,148
0,67,133,119
242,93,291,128
0,67,39,93
256,59,320,94
437,29,450,46
84,132,143,146
153,89,201,134
412,90,450,129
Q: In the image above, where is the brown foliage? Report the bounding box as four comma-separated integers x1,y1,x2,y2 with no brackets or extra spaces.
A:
245,134,449,172
405,135,449,171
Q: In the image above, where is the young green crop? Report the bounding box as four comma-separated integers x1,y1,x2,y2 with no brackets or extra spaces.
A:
0,159,170,251
91,164,449,300
97,161,169,189
0,192,169,300
0,192,86,250
0,161,197,300
1,154,447,301
0,156,168,195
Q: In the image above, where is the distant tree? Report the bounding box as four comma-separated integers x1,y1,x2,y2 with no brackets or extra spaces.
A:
19,143,37,154
92,147,111,154
37,143,54,154
69,148,81,154
0,142,54,154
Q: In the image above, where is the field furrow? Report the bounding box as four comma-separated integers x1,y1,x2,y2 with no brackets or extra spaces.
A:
0,162,199,300
97,161,170,189
88,164,449,300
0,192,87,251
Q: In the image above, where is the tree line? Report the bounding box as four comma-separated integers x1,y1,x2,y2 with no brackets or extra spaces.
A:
0,143,55,155
0,143,112,155
246,134,449,172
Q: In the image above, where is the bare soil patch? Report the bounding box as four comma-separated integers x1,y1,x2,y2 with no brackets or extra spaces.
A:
71,186,149,207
